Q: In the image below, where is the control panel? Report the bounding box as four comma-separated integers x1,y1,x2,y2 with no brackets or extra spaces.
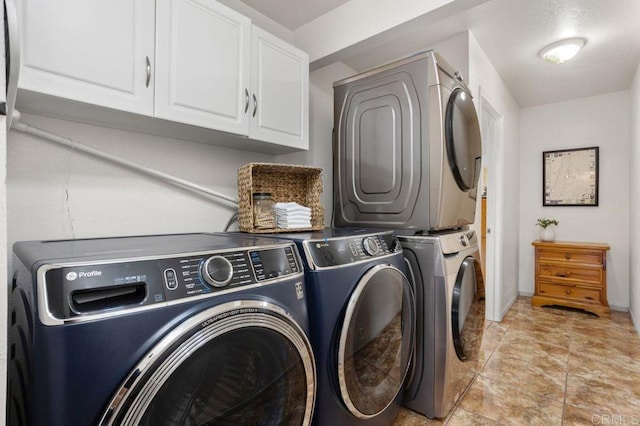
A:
439,230,478,255
161,245,300,300
304,233,401,269
45,244,302,320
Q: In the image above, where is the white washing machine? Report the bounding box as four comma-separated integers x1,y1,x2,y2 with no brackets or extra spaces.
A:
333,50,482,232
398,229,485,418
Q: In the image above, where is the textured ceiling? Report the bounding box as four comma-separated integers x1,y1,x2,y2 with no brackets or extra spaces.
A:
239,0,640,107
238,0,351,30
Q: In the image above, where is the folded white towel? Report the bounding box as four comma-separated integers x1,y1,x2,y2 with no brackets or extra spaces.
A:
275,202,312,229
278,220,311,227
276,212,311,219
277,223,311,229
277,215,311,222
275,202,311,213
276,211,311,218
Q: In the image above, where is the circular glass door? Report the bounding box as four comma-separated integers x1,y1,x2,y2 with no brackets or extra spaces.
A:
451,257,485,362
338,264,415,419
101,301,316,426
445,87,482,191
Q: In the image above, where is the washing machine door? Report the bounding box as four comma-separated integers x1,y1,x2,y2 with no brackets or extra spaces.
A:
100,300,316,426
337,264,415,419
445,87,482,192
451,256,485,362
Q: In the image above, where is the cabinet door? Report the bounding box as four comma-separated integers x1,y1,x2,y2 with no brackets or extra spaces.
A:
155,0,251,136
250,26,309,149
18,0,155,115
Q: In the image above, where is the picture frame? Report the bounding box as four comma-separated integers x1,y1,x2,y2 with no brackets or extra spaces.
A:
542,146,599,206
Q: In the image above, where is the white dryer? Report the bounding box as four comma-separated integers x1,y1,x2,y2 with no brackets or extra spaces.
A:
399,229,485,418
333,50,482,232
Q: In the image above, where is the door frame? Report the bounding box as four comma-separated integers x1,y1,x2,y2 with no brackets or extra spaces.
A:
477,88,504,322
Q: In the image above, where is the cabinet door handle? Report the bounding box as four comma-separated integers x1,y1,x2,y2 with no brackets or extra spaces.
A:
252,94,258,117
244,89,249,113
145,56,151,88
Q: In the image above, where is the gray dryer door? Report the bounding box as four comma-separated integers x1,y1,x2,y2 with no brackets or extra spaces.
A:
428,81,482,232
100,301,316,426
445,88,482,193
337,264,415,419
333,55,432,229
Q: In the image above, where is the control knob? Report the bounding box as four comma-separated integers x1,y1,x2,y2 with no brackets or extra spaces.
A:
362,237,380,256
202,256,233,287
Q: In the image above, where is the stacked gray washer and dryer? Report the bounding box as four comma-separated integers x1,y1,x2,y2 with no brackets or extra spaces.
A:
333,50,486,419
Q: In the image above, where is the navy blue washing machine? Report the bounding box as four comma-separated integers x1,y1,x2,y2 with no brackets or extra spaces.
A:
240,228,415,426
7,233,316,426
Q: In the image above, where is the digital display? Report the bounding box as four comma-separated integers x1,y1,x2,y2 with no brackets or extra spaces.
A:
250,247,298,280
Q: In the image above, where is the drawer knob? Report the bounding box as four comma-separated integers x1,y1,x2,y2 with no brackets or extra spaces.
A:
565,253,571,260
565,289,572,294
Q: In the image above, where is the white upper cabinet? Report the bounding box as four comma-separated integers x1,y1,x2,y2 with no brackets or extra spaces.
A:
16,0,309,152
250,26,309,150
155,0,251,136
18,0,155,116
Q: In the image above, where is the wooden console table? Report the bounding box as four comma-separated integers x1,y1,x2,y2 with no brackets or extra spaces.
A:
531,240,610,318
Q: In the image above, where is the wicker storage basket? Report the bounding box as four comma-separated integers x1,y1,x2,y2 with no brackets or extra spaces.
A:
237,163,324,233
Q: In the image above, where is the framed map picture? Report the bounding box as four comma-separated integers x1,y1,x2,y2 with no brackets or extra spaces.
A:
543,147,599,206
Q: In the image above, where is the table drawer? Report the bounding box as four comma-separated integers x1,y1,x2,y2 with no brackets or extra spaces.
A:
537,249,603,265
537,263,602,284
538,282,602,304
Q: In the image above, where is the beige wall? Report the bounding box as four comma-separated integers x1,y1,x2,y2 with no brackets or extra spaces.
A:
518,91,631,309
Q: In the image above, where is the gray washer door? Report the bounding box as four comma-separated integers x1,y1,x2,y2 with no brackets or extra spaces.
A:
451,257,485,362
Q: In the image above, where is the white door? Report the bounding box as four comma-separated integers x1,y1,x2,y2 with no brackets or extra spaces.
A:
250,26,308,149
480,95,504,321
18,0,155,116
155,0,251,135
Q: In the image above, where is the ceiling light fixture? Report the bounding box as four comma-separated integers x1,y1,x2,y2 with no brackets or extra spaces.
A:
539,38,586,64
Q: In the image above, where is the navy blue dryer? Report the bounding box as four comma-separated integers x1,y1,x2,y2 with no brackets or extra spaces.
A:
246,228,415,426
7,233,316,426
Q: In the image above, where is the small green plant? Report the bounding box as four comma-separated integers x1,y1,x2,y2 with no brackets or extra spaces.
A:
536,218,559,229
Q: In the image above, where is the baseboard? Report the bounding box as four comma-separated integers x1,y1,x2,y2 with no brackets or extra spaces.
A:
609,304,629,312
501,292,520,319
518,291,534,297
488,292,520,322
630,308,640,336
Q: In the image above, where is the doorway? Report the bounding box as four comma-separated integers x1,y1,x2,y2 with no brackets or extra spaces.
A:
477,90,504,322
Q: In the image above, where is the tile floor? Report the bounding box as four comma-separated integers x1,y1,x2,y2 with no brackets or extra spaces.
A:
393,296,640,425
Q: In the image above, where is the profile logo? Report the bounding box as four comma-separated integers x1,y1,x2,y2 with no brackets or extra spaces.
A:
66,271,78,281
